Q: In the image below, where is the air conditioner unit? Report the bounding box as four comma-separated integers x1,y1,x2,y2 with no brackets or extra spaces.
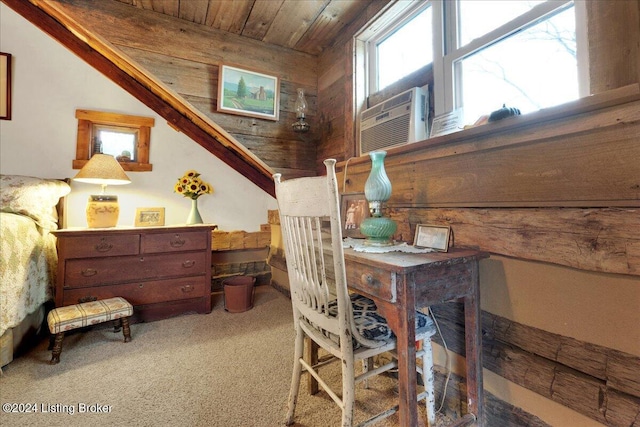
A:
359,86,428,156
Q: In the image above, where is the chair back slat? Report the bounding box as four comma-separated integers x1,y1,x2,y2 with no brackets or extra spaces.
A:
274,159,386,349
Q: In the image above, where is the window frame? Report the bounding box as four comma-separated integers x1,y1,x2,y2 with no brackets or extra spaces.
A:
366,1,433,95
358,0,588,119
73,109,154,172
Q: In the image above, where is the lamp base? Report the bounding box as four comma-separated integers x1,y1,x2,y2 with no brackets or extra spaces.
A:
86,195,119,228
360,216,397,247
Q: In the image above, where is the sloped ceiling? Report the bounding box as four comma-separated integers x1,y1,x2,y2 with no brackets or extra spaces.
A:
112,0,372,55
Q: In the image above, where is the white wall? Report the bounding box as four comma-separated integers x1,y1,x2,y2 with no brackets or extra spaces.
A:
0,4,277,231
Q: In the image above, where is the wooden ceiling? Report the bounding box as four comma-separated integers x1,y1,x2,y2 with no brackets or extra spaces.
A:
113,0,374,55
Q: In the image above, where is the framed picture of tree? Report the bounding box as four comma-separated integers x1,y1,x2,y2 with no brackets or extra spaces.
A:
217,64,279,121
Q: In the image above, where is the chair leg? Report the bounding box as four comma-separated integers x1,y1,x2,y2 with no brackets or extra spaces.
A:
285,326,305,426
422,338,436,427
341,354,356,427
50,333,64,364
121,317,132,343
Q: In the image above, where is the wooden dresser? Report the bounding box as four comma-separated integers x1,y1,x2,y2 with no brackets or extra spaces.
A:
52,225,214,322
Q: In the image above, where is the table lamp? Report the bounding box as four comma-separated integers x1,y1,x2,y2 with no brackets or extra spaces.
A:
73,154,131,228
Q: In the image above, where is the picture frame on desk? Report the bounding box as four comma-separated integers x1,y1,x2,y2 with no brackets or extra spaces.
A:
134,207,165,227
340,193,369,239
413,224,451,252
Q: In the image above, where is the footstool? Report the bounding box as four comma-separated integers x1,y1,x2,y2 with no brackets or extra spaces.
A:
47,297,133,364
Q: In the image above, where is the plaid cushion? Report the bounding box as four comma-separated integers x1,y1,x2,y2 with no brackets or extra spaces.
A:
47,297,133,334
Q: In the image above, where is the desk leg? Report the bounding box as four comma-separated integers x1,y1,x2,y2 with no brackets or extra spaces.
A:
464,261,484,425
378,298,419,427
305,337,319,395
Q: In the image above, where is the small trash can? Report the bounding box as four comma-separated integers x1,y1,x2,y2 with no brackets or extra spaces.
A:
223,276,256,313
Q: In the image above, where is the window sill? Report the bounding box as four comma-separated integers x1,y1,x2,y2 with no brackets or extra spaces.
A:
344,83,640,168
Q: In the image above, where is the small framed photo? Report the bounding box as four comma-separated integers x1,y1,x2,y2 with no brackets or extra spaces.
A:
413,224,451,252
217,64,279,121
340,193,370,239
135,207,165,227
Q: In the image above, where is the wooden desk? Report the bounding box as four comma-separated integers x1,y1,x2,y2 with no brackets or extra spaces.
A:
344,247,489,426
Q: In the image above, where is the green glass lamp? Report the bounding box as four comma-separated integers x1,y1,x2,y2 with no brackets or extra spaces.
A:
359,151,397,246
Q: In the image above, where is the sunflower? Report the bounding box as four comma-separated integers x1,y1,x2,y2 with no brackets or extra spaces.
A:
174,170,214,200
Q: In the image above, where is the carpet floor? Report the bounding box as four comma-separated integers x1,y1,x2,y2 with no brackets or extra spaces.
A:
0,286,436,426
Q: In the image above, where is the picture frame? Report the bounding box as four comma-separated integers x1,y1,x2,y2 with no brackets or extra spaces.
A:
340,193,370,239
413,224,451,252
217,64,279,121
0,52,11,120
134,207,165,227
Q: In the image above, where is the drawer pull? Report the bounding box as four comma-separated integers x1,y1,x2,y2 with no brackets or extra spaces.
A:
81,268,98,277
95,238,113,252
78,296,97,303
182,260,196,268
170,235,186,247
361,273,375,287
181,285,195,293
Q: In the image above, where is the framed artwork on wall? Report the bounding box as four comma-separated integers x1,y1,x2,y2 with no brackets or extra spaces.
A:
217,64,279,121
340,193,370,239
0,52,12,120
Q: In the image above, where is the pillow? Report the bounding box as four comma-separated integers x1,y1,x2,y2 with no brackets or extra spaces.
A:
0,175,71,230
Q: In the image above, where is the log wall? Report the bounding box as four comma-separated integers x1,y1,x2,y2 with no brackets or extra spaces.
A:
211,229,272,292
430,303,640,426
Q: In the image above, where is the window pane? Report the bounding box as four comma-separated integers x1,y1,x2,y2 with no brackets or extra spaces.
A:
94,126,138,161
456,5,577,123
377,6,432,90
458,0,546,46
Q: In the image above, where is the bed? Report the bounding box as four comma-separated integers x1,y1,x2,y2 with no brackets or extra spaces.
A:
0,174,70,368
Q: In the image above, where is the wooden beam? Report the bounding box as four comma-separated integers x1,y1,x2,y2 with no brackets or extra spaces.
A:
430,303,640,426
394,207,640,277
3,0,276,197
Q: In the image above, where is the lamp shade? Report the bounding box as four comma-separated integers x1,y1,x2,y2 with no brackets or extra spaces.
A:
73,154,131,186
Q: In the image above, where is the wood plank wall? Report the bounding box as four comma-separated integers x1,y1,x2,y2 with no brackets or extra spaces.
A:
430,303,640,426
59,0,319,179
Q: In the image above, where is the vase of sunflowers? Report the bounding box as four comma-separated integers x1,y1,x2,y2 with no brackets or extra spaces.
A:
174,170,213,225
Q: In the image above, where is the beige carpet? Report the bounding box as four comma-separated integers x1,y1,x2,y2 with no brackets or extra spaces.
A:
0,286,437,427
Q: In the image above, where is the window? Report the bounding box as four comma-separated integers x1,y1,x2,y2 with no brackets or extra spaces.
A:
73,109,154,172
369,3,433,92
444,0,579,123
358,0,584,127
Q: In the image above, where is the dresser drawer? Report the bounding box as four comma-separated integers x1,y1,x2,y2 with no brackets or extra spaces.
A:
64,252,208,288
142,230,208,254
62,276,208,306
58,234,140,259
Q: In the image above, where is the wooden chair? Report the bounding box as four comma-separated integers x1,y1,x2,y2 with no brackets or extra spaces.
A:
274,159,437,427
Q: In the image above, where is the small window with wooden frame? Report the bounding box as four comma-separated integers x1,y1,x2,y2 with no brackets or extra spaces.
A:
73,109,155,171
